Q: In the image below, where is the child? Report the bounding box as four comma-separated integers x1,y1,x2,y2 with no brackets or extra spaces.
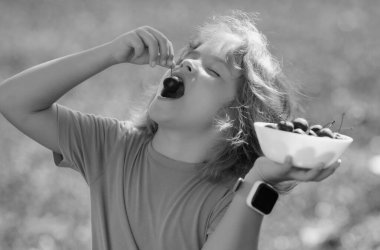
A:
0,10,341,250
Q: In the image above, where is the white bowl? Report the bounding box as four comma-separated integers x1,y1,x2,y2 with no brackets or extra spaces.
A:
254,122,353,169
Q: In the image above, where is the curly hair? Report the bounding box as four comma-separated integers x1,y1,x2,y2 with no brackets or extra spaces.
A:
129,10,299,183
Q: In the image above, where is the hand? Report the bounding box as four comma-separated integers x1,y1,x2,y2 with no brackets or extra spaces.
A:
109,26,174,67
248,156,341,186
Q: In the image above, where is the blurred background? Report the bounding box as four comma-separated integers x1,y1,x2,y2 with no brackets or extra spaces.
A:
0,0,379,249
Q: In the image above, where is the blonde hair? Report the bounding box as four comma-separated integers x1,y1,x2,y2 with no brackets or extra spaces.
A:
130,10,298,183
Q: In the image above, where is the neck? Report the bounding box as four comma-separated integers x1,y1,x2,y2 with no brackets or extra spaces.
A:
152,126,220,164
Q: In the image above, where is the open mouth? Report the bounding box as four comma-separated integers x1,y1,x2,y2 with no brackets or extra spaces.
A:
160,76,185,99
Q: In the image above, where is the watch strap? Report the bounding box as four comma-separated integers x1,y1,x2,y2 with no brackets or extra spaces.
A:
232,177,244,193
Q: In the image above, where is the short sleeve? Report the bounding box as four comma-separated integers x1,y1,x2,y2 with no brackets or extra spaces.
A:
52,103,136,184
205,189,234,239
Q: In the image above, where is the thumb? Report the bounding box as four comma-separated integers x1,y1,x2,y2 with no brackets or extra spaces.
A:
283,155,293,172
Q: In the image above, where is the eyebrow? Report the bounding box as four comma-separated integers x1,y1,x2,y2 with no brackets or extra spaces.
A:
187,49,229,70
188,49,244,80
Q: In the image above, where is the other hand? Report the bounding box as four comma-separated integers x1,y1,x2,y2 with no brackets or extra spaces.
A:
248,156,341,186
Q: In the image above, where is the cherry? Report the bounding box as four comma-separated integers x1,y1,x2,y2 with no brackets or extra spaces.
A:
310,124,323,133
293,128,306,135
265,124,278,129
278,121,294,132
308,130,317,136
333,132,345,140
161,76,184,98
317,128,334,138
292,118,309,132
263,116,349,141
163,76,181,89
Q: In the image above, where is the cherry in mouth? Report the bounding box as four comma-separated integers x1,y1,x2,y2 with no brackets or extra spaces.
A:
161,76,184,99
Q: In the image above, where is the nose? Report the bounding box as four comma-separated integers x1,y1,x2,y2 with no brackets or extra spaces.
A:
180,59,195,73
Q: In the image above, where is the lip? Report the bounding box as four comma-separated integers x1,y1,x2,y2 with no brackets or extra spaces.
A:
157,95,178,101
170,70,185,83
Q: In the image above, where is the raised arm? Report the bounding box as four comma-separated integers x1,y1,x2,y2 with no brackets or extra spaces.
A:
0,26,174,154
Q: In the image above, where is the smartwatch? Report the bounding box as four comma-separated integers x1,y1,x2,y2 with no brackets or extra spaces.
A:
233,178,279,215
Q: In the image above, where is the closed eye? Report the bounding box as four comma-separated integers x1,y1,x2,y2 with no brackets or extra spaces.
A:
207,68,220,77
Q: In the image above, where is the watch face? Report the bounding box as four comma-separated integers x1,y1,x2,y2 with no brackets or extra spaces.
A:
249,183,279,215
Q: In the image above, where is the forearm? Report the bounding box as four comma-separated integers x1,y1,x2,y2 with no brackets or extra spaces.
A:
0,42,116,113
202,155,339,250
202,173,264,250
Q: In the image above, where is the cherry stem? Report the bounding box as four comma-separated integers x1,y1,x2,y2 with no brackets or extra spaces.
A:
338,112,345,133
323,120,335,129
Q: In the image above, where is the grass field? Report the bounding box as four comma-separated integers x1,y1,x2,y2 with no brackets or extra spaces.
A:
1,0,380,249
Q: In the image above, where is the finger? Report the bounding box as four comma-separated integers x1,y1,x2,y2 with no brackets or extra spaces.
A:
312,166,337,182
136,28,159,67
129,34,145,61
330,159,342,168
313,159,341,182
282,155,293,173
284,155,293,166
289,163,325,182
145,27,170,66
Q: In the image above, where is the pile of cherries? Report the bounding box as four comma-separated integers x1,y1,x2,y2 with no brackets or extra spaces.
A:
265,117,346,139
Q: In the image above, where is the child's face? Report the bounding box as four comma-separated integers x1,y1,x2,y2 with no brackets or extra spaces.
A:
148,32,242,134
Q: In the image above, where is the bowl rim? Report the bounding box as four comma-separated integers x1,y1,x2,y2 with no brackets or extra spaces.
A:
254,121,353,143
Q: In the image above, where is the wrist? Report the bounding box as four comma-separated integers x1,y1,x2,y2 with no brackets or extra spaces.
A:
94,41,122,67
100,41,125,66
255,168,299,194
234,170,273,203
233,177,279,216
232,178,264,218
244,167,297,194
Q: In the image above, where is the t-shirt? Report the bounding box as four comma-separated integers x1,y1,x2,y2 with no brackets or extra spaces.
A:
52,104,234,250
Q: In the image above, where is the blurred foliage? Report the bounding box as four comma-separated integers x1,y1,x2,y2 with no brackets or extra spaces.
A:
0,0,379,249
